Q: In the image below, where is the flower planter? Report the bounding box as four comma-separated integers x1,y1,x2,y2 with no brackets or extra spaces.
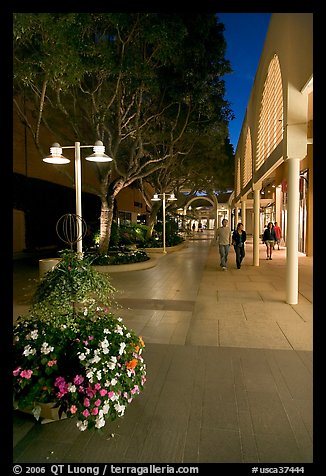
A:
39,258,61,279
16,401,67,424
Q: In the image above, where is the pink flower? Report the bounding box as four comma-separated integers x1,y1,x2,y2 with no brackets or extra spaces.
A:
131,385,139,395
73,375,84,385
94,399,101,407
94,383,101,390
88,336,94,341
47,360,57,367
13,367,21,376
20,369,33,379
91,407,99,415
82,409,90,417
107,391,115,399
70,405,78,414
86,387,96,398
99,389,107,396
54,376,68,395
83,398,90,407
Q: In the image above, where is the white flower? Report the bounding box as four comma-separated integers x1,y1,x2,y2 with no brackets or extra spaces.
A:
114,402,125,415
100,338,110,354
76,420,88,431
23,345,36,356
96,370,102,380
95,416,106,429
68,384,76,393
119,342,126,355
86,369,94,380
108,356,117,370
41,342,54,355
104,328,110,334
27,330,38,340
115,325,123,335
110,378,117,386
78,353,86,361
102,403,110,413
90,354,101,364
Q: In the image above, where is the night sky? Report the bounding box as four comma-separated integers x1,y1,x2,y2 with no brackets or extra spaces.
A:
217,12,272,151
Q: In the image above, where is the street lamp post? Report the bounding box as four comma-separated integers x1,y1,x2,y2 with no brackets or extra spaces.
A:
43,140,112,254
151,192,177,253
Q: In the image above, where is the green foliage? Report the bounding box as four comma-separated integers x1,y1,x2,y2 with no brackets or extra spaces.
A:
13,248,147,431
13,13,234,253
13,306,146,431
32,249,116,313
91,250,149,265
118,223,149,246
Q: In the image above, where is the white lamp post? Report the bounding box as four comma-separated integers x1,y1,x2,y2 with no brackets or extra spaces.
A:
151,192,177,253
43,140,112,254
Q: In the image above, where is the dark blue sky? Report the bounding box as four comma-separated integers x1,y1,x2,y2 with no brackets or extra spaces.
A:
217,13,272,151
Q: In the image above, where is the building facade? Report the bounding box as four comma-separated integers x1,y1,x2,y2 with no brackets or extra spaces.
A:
231,13,313,304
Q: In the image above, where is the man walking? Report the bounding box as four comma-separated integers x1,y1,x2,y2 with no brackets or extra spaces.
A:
216,218,232,270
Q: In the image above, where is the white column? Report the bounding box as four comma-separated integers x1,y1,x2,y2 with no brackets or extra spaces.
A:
235,206,239,226
162,192,167,254
286,158,300,304
253,188,260,266
74,142,83,255
275,186,282,224
241,199,246,229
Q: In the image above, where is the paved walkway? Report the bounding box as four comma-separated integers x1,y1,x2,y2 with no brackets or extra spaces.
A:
13,233,313,464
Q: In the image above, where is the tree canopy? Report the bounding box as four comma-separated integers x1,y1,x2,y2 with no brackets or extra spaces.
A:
14,13,234,251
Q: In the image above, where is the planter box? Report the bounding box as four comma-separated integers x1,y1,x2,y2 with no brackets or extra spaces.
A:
16,401,67,424
39,258,61,279
144,240,187,254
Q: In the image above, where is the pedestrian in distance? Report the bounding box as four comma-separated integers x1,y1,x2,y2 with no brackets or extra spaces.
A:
263,222,277,260
232,223,247,269
273,222,282,249
216,218,232,270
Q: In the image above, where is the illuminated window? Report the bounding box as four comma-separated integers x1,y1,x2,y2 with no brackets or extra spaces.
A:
256,55,283,170
243,129,253,187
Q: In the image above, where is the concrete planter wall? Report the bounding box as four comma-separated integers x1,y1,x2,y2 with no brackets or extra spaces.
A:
16,401,67,424
144,240,187,254
94,257,157,273
39,258,61,279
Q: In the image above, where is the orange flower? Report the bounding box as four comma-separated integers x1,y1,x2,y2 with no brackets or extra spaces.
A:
138,336,145,348
126,359,138,370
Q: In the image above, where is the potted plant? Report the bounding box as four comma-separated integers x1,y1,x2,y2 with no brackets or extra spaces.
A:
13,249,146,431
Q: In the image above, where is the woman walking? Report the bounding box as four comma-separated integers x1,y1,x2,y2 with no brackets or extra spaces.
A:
232,223,247,269
263,222,277,260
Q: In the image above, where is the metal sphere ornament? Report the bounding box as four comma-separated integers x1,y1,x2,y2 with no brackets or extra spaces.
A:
56,213,87,250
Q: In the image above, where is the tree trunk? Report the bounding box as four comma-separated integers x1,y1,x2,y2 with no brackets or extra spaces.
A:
99,196,115,254
146,202,161,238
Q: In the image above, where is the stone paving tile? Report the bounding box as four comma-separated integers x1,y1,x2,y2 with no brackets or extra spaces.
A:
219,320,292,349
217,289,264,303
242,302,302,322
198,427,243,463
235,281,279,291
277,321,313,350
13,237,313,464
254,431,308,463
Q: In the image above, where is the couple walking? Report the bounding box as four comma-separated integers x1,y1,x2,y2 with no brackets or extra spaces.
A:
215,219,246,270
